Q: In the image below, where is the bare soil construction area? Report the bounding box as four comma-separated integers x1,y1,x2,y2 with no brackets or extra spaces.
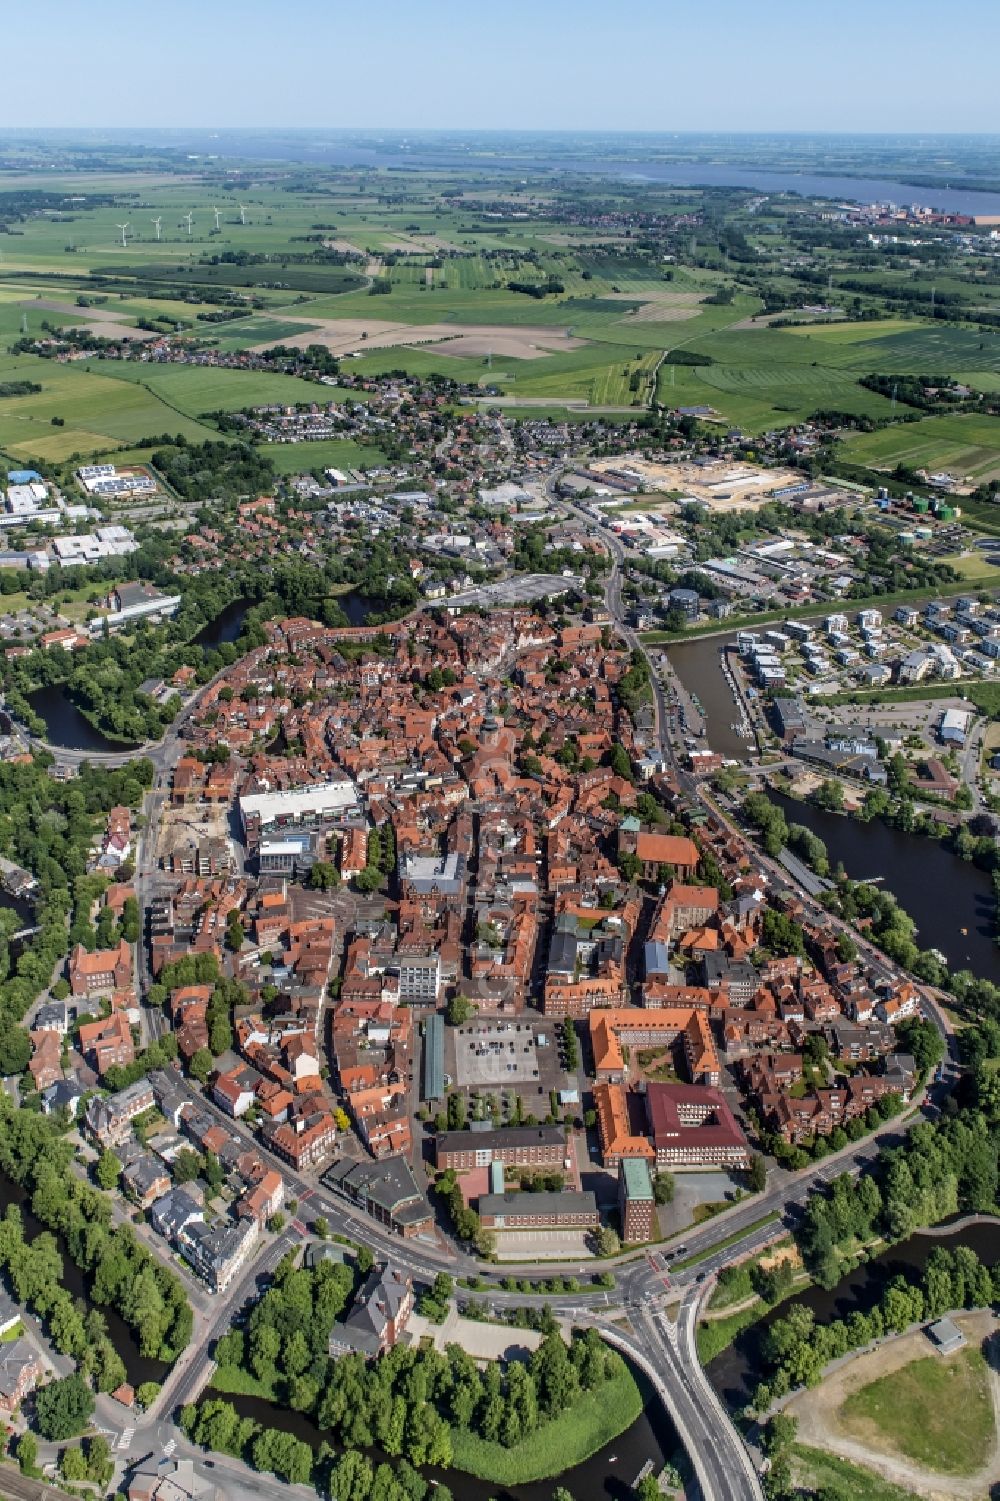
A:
250,317,586,360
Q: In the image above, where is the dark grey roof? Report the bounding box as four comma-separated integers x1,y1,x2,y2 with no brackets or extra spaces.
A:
479,1189,598,1221
330,1265,411,1355
0,1337,39,1399
150,1186,204,1239
122,1154,168,1196
547,929,578,976
322,1155,428,1219
437,1125,565,1156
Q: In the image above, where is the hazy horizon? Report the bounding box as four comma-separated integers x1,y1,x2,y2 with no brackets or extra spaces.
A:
4,0,999,135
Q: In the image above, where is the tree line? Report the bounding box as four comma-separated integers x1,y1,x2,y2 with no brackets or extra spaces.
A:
0,1097,192,1360
197,1250,626,1492
752,1242,997,1421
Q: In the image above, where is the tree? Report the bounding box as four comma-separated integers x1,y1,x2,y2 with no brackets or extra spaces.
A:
446,994,475,1026
95,1150,121,1190
16,1431,37,1473
226,910,244,952
189,1048,213,1084
0,1025,30,1076
609,744,633,782
136,1380,161,1410
748,1154,767,1194
35,1373,94,1440
653,1172,675,1205
308,860,340,890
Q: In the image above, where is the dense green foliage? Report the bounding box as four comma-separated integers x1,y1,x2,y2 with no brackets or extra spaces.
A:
202,1253,628,1491
797,1109,999,1289
753,1243,998,1414
0,757,152,1072
0,1098,192,1359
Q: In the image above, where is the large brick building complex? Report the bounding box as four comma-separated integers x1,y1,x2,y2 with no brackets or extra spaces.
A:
435,1124,566,1171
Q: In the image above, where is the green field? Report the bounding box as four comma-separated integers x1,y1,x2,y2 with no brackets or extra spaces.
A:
89,361,346,417
1,158,999,466
266,438,387,474
0,352,218,461
838,1347,994,1476
448,1362,644,1484
842,412,1000,482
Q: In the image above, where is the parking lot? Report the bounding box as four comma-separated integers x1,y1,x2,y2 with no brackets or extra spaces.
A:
492,1229,593,1261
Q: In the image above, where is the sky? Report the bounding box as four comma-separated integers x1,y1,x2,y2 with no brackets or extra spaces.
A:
3,0,999,134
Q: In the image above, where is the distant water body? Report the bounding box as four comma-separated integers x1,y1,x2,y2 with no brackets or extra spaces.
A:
119,129,1000,217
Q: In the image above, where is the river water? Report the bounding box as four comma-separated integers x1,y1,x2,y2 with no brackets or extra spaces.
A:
667,632,747,759
105,130,1000,216
192,598,252,650
769,790,1000,980
26,685,139,754
707,1217,1000,1411
193,591,376,652
0,1172,168,1387
214,1363,674,1501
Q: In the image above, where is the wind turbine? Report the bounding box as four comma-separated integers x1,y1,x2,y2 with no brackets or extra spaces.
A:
183,212,194,237
213,206,221,230
116,222,129,248
239,203,246,225
151,216,162,241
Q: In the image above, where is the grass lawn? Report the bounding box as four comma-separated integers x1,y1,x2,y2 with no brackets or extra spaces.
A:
265,438,388,474
838,1347,995,1476
209,1363,281,1402
813,677,1000,718
449,1363,643,1485
0,1320,23,1343
937,550,1000,581
791,1443,925,1501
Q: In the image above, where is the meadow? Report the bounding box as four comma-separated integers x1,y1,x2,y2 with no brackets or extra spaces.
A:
0,162,998,472
842,412,1000,482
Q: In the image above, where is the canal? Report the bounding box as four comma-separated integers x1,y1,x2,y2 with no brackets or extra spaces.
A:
0,1173,169,1387
667,633,747,760
25,685,140,754
213,1361,675,1501
769,790,1000,980
707,1217,1000,1412
192,598,252,650
193,590,377,651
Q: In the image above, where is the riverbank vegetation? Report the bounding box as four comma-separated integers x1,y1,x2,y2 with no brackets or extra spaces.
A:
698,1244,809,1363
790,1442,921,1501
191,1251,639,1493
0,1098,192,1361
752,1242,997,1417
